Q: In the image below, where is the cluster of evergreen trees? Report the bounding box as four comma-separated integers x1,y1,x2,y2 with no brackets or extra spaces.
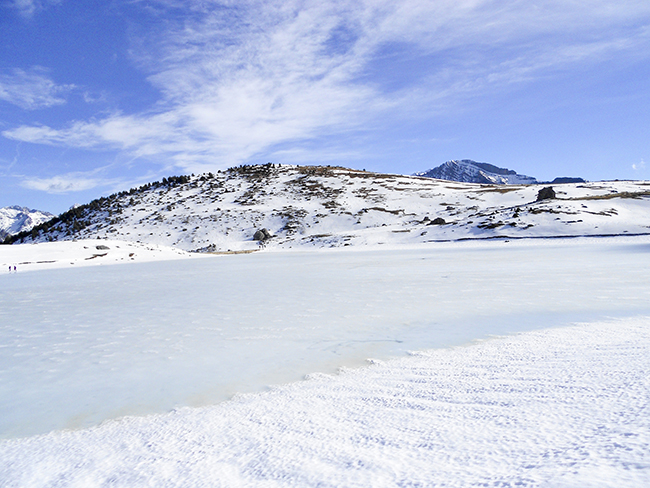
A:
228,163,276,178
4,173,195,244
4,164,279,244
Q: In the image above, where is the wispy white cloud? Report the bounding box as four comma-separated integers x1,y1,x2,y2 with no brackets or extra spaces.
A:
10,0,61,18
0,68,74,110
632,159,646,171
21,173,99,194
11,0,38,17
4,0,650,171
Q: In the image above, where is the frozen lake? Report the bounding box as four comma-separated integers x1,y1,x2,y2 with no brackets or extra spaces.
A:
2,237,650,438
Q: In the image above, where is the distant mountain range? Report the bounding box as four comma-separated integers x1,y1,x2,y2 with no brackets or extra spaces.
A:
415,160,584,185
0,206,54,240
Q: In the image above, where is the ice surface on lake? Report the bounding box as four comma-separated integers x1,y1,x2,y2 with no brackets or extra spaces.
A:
2,238,650,438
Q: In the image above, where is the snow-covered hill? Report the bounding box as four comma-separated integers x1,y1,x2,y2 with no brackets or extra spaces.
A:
415,159,538,185
0,206,53,240
8,164,650,251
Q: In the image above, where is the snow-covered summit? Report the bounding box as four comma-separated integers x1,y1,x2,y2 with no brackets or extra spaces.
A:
0,205,54,239
415,159,538,185
7,164,650,251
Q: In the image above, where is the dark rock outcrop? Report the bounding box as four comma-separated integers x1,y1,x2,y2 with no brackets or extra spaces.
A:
428,217,447,225
253,228,273,241
536,187,556,201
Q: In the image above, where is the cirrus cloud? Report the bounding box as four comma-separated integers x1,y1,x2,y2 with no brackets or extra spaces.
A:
632,159,646,171
21,174,100,194
0,68,74,110
4,0,650,172
9,0,62,18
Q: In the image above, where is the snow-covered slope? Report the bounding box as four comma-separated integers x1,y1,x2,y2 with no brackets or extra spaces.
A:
0,206,53,240
8,164,650,251
414,159,538,185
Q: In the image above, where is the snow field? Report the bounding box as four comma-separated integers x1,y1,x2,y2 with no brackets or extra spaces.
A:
0,239,195,272
1,316,648,487
1,236,650,486
2,236,650,440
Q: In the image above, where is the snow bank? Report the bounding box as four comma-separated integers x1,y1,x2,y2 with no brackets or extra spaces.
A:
0,239,195,272
1,317,648,487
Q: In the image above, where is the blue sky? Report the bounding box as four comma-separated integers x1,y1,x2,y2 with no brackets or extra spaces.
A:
1,0,649,214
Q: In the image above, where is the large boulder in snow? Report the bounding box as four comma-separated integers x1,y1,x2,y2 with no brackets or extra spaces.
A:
253,228,273,241
427,217,447,225
536,187,556,201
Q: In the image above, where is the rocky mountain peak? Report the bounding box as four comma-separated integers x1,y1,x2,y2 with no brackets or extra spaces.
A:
0,206,54,240
414,160,537,185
